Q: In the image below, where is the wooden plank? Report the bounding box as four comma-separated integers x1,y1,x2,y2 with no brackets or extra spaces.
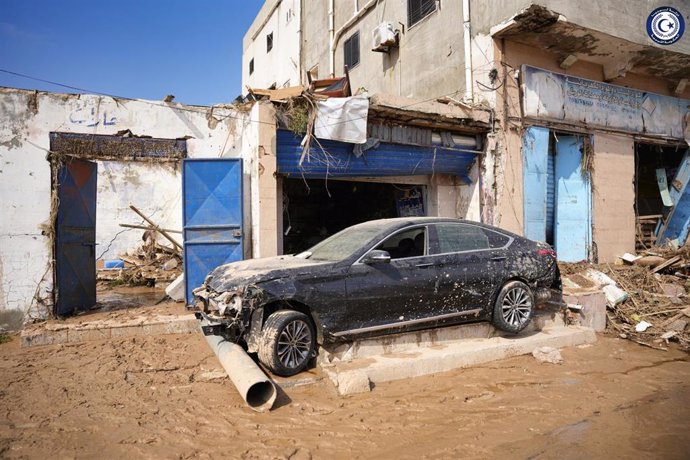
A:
651,255,682,274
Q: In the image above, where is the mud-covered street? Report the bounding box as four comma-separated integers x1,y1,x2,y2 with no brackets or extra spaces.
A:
1,332,689,459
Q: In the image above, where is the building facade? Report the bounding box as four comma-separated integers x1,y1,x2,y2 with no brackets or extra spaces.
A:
244,0,690,263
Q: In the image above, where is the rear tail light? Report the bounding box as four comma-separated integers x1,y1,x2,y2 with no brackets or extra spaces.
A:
537,248,556,258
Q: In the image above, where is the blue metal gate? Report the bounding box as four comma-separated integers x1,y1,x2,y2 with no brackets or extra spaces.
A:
522,127,550,242
182,159,243,304
55,158,98,316
554,136,592,262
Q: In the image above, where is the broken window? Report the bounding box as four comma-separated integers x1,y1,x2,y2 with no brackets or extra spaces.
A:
408,0,436,27
249,58,254,75
344,31,360,69
267,32,273,52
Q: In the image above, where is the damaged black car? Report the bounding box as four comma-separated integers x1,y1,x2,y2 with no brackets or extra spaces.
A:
193,217,562,376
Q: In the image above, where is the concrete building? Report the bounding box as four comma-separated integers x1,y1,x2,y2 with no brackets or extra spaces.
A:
244,0,690,263
242,0,302,94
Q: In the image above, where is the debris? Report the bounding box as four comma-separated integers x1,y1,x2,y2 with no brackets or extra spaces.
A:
620,253,642,264
97,236,183,286
532,346,563,364
567,304,583,311
120,223,182,234
602,284,629,307
651,255,682,274
128,204,182,252
635,255,667,266
635,321,652,332
165,274,185,303
336,370,371,395
247,85,306,102
162,258,178,271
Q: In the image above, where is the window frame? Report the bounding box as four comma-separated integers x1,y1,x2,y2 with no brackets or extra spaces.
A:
266,32,274,52
427,223,513,256
407,0,437,28
343,30,360,70
355,224,429,265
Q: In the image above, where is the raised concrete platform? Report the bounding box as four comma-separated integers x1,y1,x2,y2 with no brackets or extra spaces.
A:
21,314,199,347
318,310,597,395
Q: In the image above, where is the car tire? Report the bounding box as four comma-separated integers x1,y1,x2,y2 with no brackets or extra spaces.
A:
258,310,315,377
491,280,534,334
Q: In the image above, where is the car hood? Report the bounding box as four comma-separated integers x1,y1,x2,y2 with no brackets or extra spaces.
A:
206,255,333,291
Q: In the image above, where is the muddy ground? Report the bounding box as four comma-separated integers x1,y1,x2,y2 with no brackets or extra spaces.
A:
1,332,689,459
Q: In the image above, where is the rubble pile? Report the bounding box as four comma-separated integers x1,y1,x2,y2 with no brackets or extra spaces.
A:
98,235,182,287
561,249,690,351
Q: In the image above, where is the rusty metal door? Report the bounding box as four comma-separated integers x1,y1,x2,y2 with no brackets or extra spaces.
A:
55,158,97,316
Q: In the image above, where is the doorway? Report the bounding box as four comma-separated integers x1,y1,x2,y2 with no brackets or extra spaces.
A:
281,178,426,254
50,133,187,317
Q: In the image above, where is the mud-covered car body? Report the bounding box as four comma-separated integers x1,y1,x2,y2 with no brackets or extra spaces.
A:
193,217,561,355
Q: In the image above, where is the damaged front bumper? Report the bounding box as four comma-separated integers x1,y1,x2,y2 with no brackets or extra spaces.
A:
192,284,263,342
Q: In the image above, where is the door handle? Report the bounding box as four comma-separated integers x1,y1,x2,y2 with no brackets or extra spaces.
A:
491,256,507,261
416,262,434,268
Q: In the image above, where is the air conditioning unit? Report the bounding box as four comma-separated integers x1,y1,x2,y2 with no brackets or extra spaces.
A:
372,22,398,53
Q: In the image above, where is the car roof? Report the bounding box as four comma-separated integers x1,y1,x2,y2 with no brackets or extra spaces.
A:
350,217,519,237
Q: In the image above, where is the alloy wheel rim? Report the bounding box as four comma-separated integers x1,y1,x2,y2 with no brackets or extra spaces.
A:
501,287,532,327
277,319,312,369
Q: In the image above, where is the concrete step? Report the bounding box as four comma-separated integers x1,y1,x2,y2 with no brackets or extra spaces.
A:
21,313,199,347
320,324,596,395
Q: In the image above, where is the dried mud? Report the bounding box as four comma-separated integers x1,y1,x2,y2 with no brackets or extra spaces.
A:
1,334,689,459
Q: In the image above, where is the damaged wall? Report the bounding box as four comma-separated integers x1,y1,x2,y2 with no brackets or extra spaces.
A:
0,87,251,323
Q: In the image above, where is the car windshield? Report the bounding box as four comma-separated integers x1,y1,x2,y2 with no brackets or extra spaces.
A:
296,224,384,261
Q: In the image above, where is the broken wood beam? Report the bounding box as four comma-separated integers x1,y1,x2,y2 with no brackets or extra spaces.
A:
128,205,183,252
119,223,182,234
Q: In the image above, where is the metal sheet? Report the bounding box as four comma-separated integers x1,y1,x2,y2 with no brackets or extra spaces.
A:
183,159,243,304
554,136,592,262
55,158,97,316
522,127,550,242
521,65,690,139
658,149,690,246
276,130,479,180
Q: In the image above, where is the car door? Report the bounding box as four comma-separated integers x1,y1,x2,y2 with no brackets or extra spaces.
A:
428,223,510,314
340,225,444,334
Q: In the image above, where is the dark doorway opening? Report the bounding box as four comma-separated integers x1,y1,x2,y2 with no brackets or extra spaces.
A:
634,142,688,249
281,179,426,254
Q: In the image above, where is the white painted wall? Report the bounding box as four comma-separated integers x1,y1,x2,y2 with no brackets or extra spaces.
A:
0,87,252,322
242,0,302,94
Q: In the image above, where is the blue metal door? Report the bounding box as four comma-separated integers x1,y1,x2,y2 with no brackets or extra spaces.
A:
183,159,243,304
554,136,592,262
522,127,550,242
658,150,690,246
55,158,97,316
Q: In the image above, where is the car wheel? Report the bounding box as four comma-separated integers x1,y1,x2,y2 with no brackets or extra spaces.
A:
258,310,315,377
491,280,534,334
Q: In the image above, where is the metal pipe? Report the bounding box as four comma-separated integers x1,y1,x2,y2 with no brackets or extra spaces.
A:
329,0,378,76
462,0,473,102
203,332,277,412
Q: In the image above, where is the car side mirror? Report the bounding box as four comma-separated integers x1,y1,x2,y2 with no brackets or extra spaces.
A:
362,250,391,264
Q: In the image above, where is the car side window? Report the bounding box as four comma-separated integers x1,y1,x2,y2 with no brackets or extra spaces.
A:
375,227,426,259
482,228,510,248
431,224,490,254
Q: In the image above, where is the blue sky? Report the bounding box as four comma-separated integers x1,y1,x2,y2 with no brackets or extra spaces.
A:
0,0,264,105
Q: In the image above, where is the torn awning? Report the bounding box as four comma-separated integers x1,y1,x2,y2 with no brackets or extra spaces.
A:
276,130,480,182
